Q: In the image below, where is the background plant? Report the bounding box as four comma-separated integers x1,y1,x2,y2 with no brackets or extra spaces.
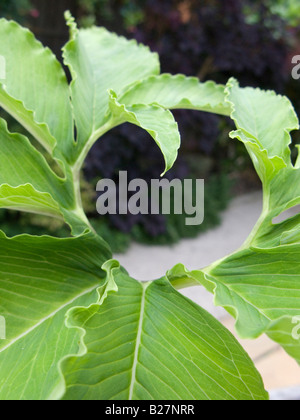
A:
0,13,299,400
1,0,298,250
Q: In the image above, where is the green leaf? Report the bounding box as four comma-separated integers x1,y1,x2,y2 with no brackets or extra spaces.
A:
0,119,73,214
224,80,300,251
0,119,82,226
0,119,94,234
205,246,300,363
120,74,231,116
226,78,299,183
0,19,74,162
63,22,160,162
109,91,181,175
0,184,62,219
59,265,268,401
0,231,112,400
110,75,230,175
169,254,300,364
169,80,300,365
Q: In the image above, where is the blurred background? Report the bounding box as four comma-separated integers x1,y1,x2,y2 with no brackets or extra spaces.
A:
0,0,299,253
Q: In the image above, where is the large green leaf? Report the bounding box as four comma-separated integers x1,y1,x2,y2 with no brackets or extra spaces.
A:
168,79,300,364
205,246,300,363
63,15,160,163
0,19,74,162
225,79,300,249
0,231,112,400
169,252,300,364
59,263,268,401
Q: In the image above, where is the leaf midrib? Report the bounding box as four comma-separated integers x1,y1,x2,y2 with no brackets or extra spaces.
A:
128,281,150,400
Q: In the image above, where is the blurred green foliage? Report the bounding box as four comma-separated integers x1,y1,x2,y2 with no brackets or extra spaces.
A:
268,0,300,27
77,0,300,30
0,0,32,21
77,0,144,29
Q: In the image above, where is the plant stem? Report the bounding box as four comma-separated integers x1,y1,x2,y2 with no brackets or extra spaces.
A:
70,119,121,232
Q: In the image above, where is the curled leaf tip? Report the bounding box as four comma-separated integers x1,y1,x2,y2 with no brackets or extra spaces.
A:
64,11,78,40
